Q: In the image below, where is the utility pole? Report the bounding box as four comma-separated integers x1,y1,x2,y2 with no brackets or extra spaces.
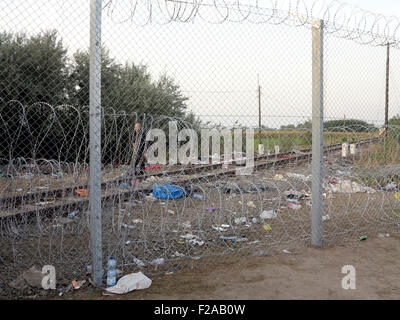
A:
344,114,346,130
258,74,262,140
385,42,390,135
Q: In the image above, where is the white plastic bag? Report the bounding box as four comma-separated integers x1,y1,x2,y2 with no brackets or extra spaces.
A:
105,272,152,294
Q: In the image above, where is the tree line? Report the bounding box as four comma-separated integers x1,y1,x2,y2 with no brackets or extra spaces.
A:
0,30,199,163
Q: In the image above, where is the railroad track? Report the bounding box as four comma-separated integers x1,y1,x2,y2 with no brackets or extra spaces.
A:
0,138,380,219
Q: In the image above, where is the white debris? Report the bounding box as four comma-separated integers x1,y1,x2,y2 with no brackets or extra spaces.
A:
289,203,302,210
322,215,330,221
260,210,278,220
105,272,152,294
212,226,227,231
188,239,204,246
180,234,198,240
383,183,398,192
234,217,247,225
328,180,376,194
247,201,256,208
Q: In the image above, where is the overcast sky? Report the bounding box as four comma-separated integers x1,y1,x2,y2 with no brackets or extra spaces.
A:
1,0,400,128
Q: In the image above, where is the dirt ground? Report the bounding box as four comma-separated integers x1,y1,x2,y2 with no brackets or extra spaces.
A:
54,235,400,300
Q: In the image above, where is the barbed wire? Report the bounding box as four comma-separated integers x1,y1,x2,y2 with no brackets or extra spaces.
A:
102,0,400,48
1,99,400,296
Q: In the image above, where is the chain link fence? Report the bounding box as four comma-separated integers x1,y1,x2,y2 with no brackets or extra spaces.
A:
1,0,400,297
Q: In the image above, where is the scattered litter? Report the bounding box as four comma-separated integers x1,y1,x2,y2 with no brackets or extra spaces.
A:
150,258,165,266
67,210,80,219
260,210,277,220
383,183,398,192
328,178,338,185
221,224,230,228
122,223,136,230
359,235,368,241
263,224,272,231
219,236,248,243
286,173,310,181
104,272,152,295
167,210,175,215
133,257,146,267
283,250,291,254
329,180,376,194
180,234,197,240
193,194,203,200
75,189,88,197
247,201,256,208
205,207,216,212
36,201,55,206
274,174,284,181
289,203,302,210
188,239,204,246
16,188,23,192
132,219,143,224
378,233,390,238
395,192,400,200
285,190,310,200
153,184,184,200
322,215,330,221
72,280,86,290
234,217,247,225
252,217,259,224
146,166,162,171
173,251,185,258
212,226,227,231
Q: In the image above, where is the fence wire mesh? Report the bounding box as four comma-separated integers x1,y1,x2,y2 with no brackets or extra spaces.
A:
0,0,400,297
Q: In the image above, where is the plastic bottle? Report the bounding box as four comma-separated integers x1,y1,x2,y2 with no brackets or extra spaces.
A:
107,257,117,287
193,194,203,200
150,258,165,266
133,257,145,267
67,210,80,219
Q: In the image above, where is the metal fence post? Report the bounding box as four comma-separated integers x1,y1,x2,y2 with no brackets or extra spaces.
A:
311,20,324,247
89,0,103,286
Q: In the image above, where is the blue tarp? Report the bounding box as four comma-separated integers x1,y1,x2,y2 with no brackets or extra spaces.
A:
152,184,185,200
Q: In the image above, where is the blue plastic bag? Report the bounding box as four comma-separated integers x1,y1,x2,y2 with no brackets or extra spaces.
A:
152,184,184,200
